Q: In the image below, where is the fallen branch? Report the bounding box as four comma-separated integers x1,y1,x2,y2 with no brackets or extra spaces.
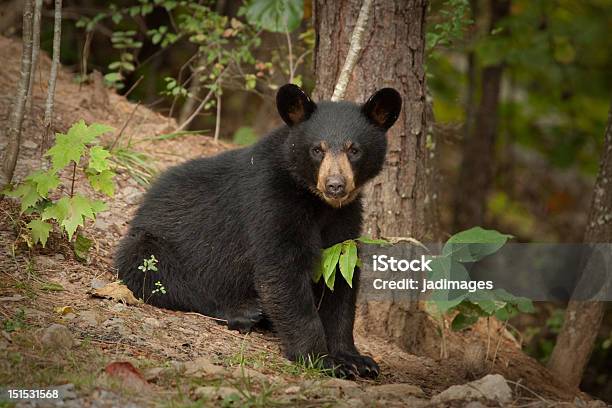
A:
330,0,373,101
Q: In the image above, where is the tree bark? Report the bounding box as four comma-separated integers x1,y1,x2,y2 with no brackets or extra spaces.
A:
42,0,62,153
1,0,34,189
313,0,441,355
547,101,612,388
452,0,511,231
26,0,42,115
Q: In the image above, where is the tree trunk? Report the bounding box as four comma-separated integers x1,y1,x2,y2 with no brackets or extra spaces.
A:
313,0,441,355
547,101,612,388
453,0,510,231
1,0,34,189
42,0,62,154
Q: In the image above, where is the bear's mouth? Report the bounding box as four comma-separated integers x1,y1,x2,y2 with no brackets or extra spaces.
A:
312,187,361,208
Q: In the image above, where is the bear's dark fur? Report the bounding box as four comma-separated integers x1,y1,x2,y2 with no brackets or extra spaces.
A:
115,84,402,378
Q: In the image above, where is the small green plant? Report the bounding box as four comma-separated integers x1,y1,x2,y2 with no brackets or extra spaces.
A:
138,255,160,301
151,281,167,295
4,121,115,253
426,227,535,332
313,237,389,290
2,309,27,332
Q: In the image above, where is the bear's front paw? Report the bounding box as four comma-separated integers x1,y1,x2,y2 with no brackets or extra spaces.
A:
321,353,380,379
331,352,380,378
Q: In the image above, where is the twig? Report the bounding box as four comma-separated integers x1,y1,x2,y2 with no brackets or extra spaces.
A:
69,162,76,198
80,29,93,90
213,91,221,141
123,75,143,99
26,0,43,115
489,319,508,368
109,102,140,151
176,69,226,132
42,0,62,155
284,20,294,83
331,0,373,101
0,0,34,188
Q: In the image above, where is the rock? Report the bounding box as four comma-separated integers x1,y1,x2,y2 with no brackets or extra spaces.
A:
79,310,101,326
366,383,424,398
55,383,77,400
143,367,165,381
322,378,364,398
90,278,108,289
183,357,227,377
284,385,301,394
464,402,489,408
143,317,162,328
111,303,128,313
40,324,74,350
232,366,268,382
432,374,512,405
194,386,239,400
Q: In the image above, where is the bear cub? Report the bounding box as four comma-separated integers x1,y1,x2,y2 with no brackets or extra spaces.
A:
115,84,402,378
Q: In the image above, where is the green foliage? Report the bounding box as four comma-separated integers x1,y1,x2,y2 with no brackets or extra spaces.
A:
426,0,473,53
241,0,304,33
232,127,258,146
138,255,162,301
2,309,27,333
314,237,386,291
3,121,115,252
426,227,535,331
138,255,158,273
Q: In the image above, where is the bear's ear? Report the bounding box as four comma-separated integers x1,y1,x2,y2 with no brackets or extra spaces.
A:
362,88,402,130
276,84,316,126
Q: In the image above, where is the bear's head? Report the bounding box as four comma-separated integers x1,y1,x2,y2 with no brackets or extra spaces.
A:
277,84,402,208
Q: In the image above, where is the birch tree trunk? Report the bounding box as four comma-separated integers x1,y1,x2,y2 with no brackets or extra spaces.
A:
1,0,34,188
313,0,441,354
547,101,612,388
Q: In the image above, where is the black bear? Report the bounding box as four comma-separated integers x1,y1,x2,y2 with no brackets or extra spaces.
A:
115,84,401,378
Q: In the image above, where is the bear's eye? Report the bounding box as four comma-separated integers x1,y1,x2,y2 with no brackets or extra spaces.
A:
311,146,323,157
348,146,361,158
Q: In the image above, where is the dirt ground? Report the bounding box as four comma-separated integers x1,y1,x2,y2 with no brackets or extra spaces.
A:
0,36,604,407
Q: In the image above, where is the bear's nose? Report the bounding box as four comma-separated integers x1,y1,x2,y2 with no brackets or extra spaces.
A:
325,176,346,197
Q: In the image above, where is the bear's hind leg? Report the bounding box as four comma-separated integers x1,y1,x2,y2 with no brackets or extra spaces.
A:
115,230,212,313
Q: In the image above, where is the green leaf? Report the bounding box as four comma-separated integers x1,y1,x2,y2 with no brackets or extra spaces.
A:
451,312,480,331
442,227,513,262
40,282,64,291
356,236,391,245
88,146,112,172
5,182,41,212
27,219,52,247
426,255,470,313
321,243,342,291
26,171,60,197
338,241,358,288
46,133,85,170
42,196,105,240
74,234,93,261
87,169,115,196
244,0,304,33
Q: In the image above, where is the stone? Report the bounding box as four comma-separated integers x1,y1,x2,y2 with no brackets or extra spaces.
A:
143,317,162,328
194,386,239,400
366,383,425,398
183,357,227,377
40,324,74,350
232,366,268,382
432,374,512,404
79,310,101,326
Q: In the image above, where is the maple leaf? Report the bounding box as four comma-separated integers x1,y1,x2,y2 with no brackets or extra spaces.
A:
88,146,112,172
26,170,60,197
27,219,53,247
5,182,40,212
87,169,115,196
